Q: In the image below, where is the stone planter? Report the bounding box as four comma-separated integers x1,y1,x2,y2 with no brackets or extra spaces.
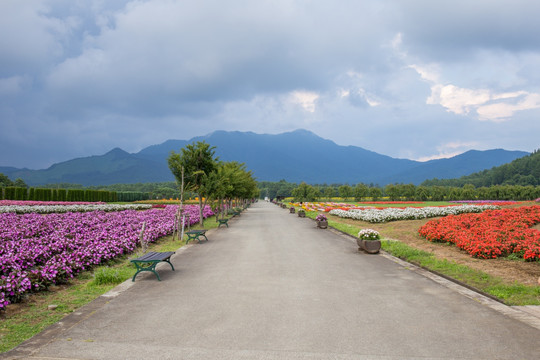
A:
317,220,328,229
298,210,306,218
357,238,381,254
290,207,295,214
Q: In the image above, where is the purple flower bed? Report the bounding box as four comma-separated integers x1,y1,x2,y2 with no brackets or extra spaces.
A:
0,205,213,309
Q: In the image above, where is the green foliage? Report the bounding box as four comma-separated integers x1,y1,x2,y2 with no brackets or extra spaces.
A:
369,186,382,201
338,184,353,200
168,141,219,225
0,173,13,187
324,186,335,200
257,180,299,200
354,183,369,201
168,141,218,194
292,182,320,202
91,267,132,286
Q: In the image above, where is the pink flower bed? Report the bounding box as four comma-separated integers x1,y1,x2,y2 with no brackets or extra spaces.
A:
0,205,213,309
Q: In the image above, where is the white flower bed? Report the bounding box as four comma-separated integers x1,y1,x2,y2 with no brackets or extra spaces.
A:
329,205,498,223
0,204,152,214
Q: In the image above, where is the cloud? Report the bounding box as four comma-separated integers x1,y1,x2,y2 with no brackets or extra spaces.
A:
426,84,540,121
289,91,319,113
1,0,540,170
415,141,480,162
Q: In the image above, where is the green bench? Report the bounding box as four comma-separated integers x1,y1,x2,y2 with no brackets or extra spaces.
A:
217,218,229,228
186,229,208,244
131,251,175,282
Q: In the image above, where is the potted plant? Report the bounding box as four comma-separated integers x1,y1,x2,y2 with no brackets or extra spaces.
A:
316,213,328,229
298,209,306,218
357,229,381,254
290,206,295,214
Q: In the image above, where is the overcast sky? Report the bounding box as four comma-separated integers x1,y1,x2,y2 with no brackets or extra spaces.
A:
1,0,539,169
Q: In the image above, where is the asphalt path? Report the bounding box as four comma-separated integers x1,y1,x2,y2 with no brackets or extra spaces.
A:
5,201,540,359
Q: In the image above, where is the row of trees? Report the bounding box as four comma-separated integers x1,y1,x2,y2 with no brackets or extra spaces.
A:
0,173,27,188
168,141,259,225
288,181,540,202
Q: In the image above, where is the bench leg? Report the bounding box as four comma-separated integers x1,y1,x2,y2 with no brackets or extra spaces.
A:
132,262,161,281
198,234,208,242
163,259,175,271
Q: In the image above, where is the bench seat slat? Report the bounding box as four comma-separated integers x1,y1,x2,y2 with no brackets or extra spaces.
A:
134,251,175,262
131,251,175,281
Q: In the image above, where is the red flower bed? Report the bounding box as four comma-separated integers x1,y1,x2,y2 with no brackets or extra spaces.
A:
418,206,540,260
359,201,425,204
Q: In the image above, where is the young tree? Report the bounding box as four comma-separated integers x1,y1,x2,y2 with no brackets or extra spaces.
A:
354,183,368,201
168,141,218,225
292,182,318,202
324,186,335,201
369,187,382,201
0,173,13,187
338,185,352,201
384,184,400,201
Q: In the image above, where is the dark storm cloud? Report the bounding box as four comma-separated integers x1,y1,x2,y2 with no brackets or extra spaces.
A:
0,0,539,169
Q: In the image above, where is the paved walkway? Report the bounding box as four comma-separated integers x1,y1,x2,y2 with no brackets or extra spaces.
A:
5,201,540,359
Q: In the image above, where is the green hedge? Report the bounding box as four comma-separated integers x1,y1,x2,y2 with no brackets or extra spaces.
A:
0,187,121,202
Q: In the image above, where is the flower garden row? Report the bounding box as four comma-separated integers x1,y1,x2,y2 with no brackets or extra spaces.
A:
289,200,516,213
418,206,540,261
328,204,498,223
0,203,152,214
0,204,213,310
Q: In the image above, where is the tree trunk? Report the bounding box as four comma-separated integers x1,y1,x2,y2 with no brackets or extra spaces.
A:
198,195,204,226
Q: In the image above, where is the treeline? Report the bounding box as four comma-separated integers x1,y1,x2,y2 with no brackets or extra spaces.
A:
422,149,540,187
260,180,540,202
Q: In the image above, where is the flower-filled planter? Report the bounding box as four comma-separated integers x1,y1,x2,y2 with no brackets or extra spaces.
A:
298,209,306,218
316,214,328,229
357,229,381,254
290,207,295,214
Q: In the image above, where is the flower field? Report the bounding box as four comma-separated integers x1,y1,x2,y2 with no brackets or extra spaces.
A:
418,206,540,260
328,204,497,223
0,204,214,310
0,202,152,214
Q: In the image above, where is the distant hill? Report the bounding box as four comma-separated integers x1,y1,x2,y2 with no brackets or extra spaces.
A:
0,129,530,186
0,148,173,186
422,149,540,187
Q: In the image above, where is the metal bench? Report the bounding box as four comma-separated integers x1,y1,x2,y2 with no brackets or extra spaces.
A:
217,218,229,228
186,229,208,244
131,251,175,281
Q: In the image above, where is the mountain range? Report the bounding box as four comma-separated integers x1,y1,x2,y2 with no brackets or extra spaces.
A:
0,129,529,186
